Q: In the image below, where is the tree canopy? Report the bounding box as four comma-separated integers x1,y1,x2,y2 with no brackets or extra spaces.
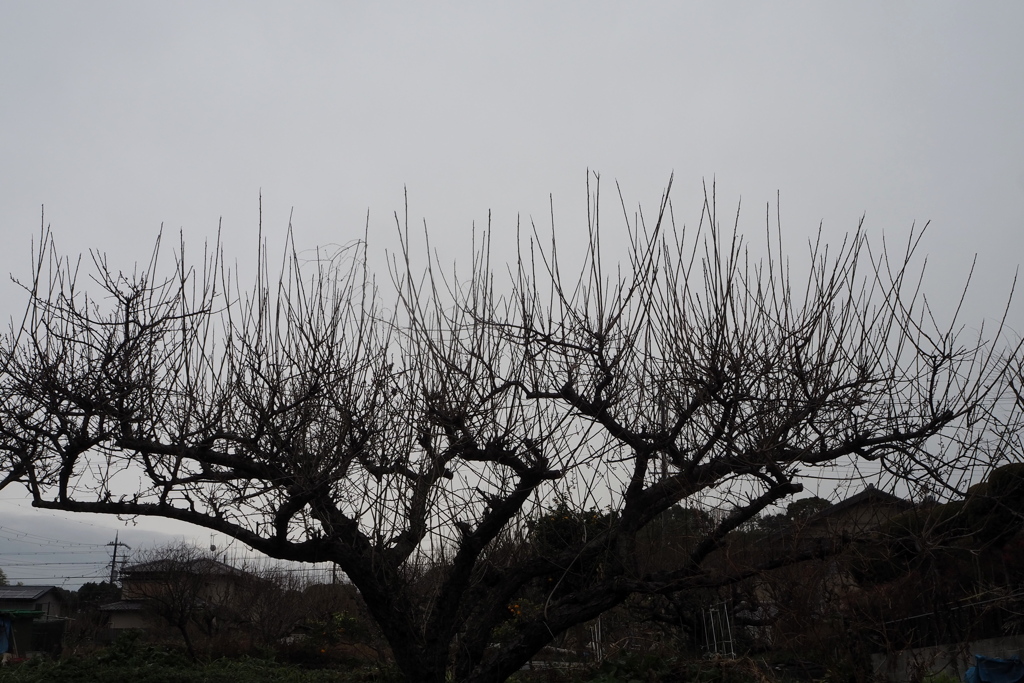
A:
1,179,1021,682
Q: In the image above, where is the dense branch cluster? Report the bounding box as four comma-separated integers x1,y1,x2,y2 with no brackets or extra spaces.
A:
1,180,1019,682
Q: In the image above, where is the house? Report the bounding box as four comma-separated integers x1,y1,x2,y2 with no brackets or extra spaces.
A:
0,586,67,619
729,479,1024,679
97,599,152,631
101,556,259,635
99,555,375,653
725,486,915,653
801,484,913,538
0,586,68,657
119,557,250,604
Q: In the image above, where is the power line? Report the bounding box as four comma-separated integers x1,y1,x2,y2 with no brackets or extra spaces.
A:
0,548,112,557
1,565,108,569
4,575,107,582
0,525,109,547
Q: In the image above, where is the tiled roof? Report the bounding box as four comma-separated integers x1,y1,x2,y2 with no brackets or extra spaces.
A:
99,600,145,612
812,485,912,520
0,586,58,601
123,558,245,577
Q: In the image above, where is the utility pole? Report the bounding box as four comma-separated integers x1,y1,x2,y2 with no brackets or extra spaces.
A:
107,532,131,584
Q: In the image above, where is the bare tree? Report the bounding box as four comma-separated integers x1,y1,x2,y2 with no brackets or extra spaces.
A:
230,563,338,649
1,178,1020,682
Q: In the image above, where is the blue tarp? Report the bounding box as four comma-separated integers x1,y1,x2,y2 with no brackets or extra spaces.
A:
965,655,1024,683
0,616,10,654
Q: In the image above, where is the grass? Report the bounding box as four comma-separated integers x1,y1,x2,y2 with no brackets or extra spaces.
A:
0,632,401,683
0,655,402,683
0,632,792,683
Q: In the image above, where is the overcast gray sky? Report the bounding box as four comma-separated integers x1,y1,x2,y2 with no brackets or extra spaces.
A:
2,2,1023,586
